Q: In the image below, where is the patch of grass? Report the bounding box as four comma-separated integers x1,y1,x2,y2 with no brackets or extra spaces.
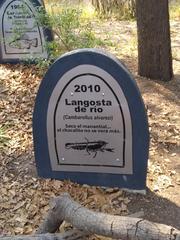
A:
0,126,10,148
91,1,136,21
95,10,135,21
169,3,180,20
172,48,180,61
44,1,96,20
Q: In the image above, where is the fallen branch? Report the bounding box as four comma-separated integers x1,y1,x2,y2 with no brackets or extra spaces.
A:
36,196,64,233
0,229,88,240
37,193,180,240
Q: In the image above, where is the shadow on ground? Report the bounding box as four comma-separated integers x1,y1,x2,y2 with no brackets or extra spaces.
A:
127,189,180,229
120,56,180,107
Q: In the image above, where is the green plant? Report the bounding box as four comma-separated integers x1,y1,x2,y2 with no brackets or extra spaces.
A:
33,5,104,72
0,126,10,148
169,3,180,19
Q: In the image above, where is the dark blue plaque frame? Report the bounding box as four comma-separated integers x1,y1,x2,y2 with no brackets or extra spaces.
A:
33,49,149,190
0,0,53,63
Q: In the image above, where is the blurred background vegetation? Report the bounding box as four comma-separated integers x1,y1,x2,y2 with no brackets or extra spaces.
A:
34,0,180,71
43,0,180,20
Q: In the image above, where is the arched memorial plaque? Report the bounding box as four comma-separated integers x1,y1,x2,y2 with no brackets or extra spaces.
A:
33,49,149,190
0,0,52,63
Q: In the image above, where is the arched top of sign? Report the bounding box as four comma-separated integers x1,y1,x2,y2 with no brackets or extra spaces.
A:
0,0,52,63
33,49,149,190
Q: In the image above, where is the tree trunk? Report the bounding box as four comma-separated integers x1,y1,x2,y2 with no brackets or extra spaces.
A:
136,0,173,81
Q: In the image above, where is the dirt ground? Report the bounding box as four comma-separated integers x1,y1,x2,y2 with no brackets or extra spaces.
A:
0,20,179,236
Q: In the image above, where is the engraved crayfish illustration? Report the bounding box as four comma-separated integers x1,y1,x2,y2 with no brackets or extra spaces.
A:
9,34,38,49
65,138,114,158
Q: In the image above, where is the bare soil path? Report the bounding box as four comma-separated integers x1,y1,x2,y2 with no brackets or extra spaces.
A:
0,20,179,235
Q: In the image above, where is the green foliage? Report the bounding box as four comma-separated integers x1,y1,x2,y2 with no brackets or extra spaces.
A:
92,0,136,20
34,5,104,72
169,2,180,19
0,126,10,148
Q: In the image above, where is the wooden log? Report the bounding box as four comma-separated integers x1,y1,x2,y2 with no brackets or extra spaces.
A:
0,229,88,240
36,196,64,233
37,193,180,240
